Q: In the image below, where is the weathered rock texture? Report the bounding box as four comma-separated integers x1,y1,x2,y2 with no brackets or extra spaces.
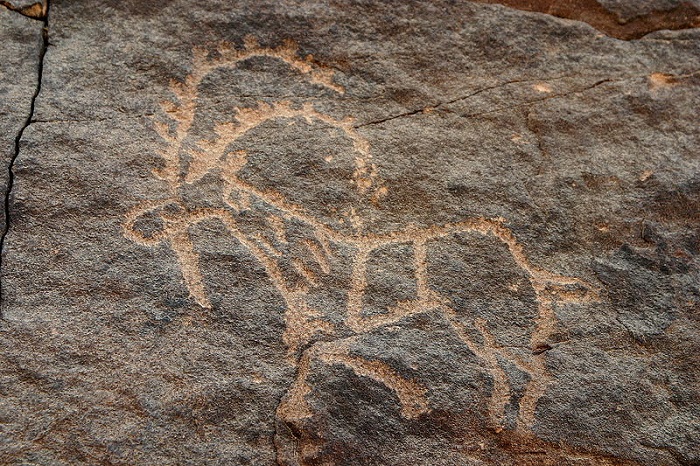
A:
0,1,46,20
473,0,700,39
1,1,699,465
0,6,43,241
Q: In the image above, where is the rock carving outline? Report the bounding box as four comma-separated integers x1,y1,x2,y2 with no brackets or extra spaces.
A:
123,37,600,447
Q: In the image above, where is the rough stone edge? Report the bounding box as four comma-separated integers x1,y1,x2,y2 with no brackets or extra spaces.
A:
0,0,46,20
470,0,700,39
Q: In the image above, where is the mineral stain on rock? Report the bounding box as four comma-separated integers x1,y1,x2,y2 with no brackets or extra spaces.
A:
0,1,698,465
472,0,700,39
0,0,47,20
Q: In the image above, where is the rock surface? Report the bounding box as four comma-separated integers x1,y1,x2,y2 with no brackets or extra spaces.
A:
0,6,43,237
0,1,46,19
0,1,699,465
473,0,700,39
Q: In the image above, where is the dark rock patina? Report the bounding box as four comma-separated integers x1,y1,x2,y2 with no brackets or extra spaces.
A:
0,1,698,465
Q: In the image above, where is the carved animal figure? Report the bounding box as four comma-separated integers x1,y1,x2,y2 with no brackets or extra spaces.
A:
123,38,598,445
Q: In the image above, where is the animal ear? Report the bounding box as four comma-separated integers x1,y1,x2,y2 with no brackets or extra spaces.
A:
221,150,248,180
123,201,169,247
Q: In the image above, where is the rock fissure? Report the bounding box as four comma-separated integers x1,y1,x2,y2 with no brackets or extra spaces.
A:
355,75,614,128
354,106,429,128
30,116,154,124
354,75,577,128
0,0,49,310
459,78,614,119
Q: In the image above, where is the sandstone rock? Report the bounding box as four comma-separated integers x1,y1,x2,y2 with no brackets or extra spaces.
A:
0,1,46,19
0,1,698,465
0,6,43,236
472,0,700,39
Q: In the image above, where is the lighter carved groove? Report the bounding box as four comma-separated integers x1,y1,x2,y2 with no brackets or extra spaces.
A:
124,40,600,462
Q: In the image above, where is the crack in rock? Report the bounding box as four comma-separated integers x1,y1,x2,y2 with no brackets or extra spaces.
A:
0,0,49,309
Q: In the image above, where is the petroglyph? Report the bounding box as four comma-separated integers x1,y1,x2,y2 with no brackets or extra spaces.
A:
318,349,430,420
124,39,599,449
